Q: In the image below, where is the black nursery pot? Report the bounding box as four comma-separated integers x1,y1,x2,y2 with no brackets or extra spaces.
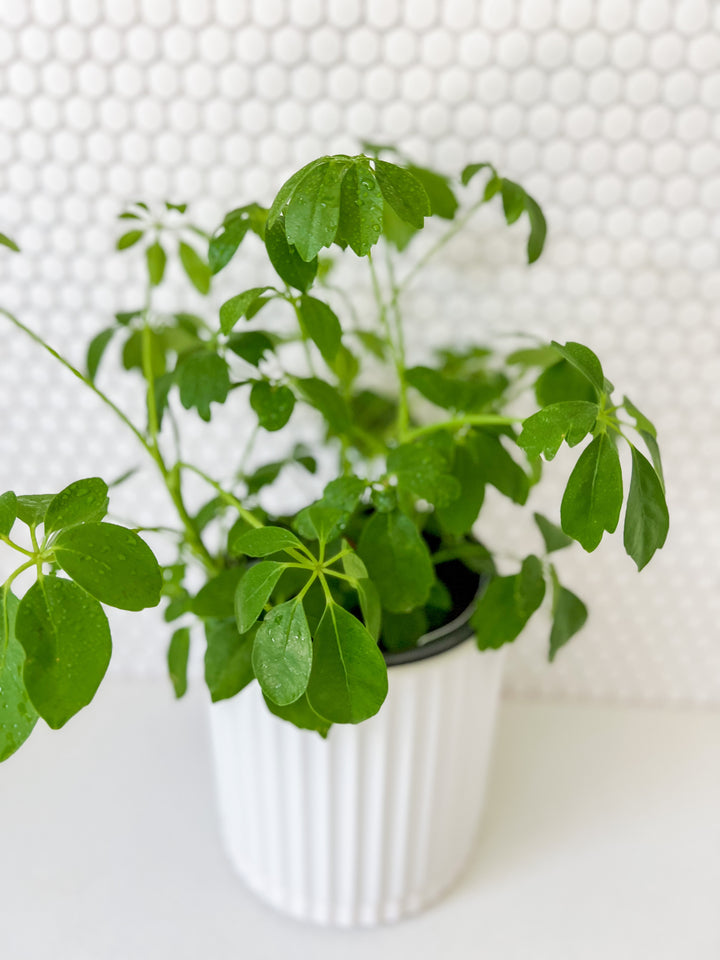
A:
382,560,486,668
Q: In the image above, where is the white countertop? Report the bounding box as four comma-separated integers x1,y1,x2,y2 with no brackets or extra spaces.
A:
2,680,719,959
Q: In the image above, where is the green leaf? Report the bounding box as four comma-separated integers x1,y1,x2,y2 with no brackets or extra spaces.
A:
341,546,368,581
322,475,367,512
53,522,162,611
233,525,305,558
265,216,318,291
285,157,352,260
296,377,352,434
518,401,599,460
122,329,166,377
16,576,111,729
356,578,381,641
178,241,211,294
14,494,54,526
549,582,588,662
209,203,267,274
623,396,664,488
382,607,429,652
460,161,496,186
146,241,166,286
533,512,574,553
387,438,461,508
374,159,431,228
507,345,560,368
298,295,341,364
44,477,109,533
267,157,327,228
117,229,144,250
226,330,275,366
433,541,497,576
263,692,330,737
86,328,116,381
219,287,274,335
294,503,347,543
204,618,255,702
177,351,230,421
436,442,486,536
382,201,418,251
514,554,546,619
472,575,536,650
250,380,295,432
470,431,530,505
550,341,605,396
357,510,435,614
501,179,525,224
0,590,38,762
167,627,190,698
623,445,669,571
561,433,623,552
234,561,286,634
336,160,384,256
353,329,387,359
306,603,388,724
406,365,505,412
535,359,598,406
0,232,20,252
622,396,657,438
525,195,547,264
0,491,17,536
252,599,313,706
407,165,458,219
192,567,244,619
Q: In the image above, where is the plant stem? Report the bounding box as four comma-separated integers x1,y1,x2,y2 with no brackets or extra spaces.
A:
0,534,34,558
0,562,35,669
1,308,150,453
139,291,217,574
2,308,217,574
405,413,522,442
367,251,409,437
395,197,486,298
177,462,263,529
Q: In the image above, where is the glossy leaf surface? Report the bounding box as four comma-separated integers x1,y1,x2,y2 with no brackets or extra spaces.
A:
561,434,623,552
53,523,162,611
16,577,111,729
306,603,388,724
252,600,312,706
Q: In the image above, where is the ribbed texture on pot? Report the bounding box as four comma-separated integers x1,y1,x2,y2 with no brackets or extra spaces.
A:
209,640,505,927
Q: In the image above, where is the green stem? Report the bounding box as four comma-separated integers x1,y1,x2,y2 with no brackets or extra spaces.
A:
395,197,486,298
1,563,35,669
178,462,263,529
323,547,353,567
323,568,355,584
0,534,34,558
405,413,522,442
368,251,409,438
1,308,150,454
3,307,217,575
140,292,217,574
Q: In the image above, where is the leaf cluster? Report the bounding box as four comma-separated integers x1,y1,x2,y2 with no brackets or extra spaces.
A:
0,479,162,760
1,149,669,747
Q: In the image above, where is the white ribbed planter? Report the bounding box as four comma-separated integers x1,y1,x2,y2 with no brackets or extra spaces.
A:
208,614,505,927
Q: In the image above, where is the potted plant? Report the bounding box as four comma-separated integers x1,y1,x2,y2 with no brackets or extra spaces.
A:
0,150,668,925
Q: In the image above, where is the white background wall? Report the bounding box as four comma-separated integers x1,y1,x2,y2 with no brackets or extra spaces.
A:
1,0,719,703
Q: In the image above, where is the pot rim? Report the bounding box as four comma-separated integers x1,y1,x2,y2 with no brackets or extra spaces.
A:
383,575,487,668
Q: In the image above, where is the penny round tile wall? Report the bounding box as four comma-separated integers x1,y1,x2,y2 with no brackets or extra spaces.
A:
1,0,719,703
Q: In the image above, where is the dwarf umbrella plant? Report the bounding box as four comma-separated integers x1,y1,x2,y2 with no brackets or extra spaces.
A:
0,149,669,753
